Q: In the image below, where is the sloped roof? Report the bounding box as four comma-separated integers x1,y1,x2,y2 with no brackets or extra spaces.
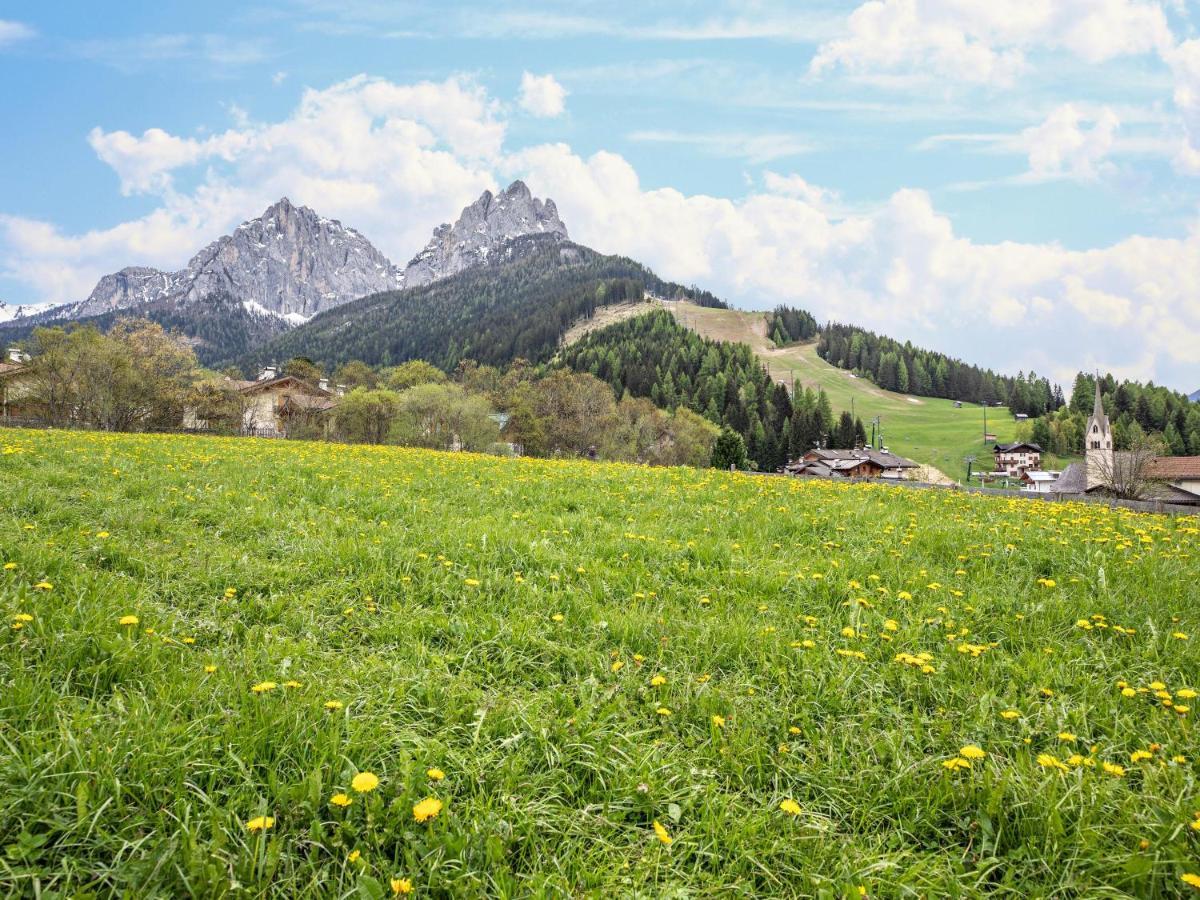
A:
994,442,1042,453
239,375,331,398
1145,457,1200,480
1049,462,1087,494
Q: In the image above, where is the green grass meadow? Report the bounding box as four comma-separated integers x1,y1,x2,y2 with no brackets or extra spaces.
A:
1,428,1198,897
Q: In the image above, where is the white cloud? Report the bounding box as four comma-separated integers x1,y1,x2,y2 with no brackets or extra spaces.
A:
508,143,1200,386
629,131,812,164
517,72,567,118
0,19,35,46
1167,39,1200,172
761,172,840,210
1022,104,1120,180
1,75,504,305
812,0,1174,86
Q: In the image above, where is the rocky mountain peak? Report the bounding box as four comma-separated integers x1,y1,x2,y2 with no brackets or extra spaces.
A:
403,180,568,288
56,199,404,324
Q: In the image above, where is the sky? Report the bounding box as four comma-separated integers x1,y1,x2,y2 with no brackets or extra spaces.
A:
1,1,1199,392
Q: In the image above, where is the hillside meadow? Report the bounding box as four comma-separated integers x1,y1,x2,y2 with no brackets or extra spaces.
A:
1,428,1199,897
665,301,1073,481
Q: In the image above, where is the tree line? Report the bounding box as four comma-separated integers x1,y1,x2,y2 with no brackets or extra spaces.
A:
816,323,1063,414
5,320,722,469
1023,372,1200,457
766,305,819,345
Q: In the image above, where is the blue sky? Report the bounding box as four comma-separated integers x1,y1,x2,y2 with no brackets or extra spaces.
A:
1,1,1199,390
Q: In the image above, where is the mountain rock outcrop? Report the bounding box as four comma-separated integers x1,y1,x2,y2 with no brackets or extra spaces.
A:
403,180,568,287
49,199,405,325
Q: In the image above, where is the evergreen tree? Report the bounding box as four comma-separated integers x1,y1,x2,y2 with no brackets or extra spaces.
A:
711,427,748,470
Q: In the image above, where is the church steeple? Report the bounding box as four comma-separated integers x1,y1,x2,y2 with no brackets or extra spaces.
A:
1085,374,1113,490
1089,377,1109,437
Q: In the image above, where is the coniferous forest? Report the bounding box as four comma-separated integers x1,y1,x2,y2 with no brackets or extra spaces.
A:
559,310,865,470
816,322,1062,415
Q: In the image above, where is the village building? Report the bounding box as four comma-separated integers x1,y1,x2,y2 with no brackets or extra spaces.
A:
783,447,919,481
1051,380,1200,506
992,441,1042,477
1021,470,1061,493
0,347,34,422
237,367,338,437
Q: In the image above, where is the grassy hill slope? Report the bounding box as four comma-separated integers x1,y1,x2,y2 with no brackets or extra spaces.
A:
665,301,1068,481
1,428,1197,896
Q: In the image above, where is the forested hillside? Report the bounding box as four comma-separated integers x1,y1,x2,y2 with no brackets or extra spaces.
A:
234,237,726,374
560,309,863,471
817,323,1062,415
0,292,292,368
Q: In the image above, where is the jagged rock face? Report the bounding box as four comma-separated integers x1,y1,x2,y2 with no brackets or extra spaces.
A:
64,199,404,324
25,181,568,331
404,180,568,288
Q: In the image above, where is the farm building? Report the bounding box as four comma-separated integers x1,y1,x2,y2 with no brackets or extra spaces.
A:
237,368,338,437
784,448,919,481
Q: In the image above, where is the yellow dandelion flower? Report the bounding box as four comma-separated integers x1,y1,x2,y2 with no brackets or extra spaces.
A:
245,815,275,832
119,615,139,626
34,581,52,591
611,660,625,673
653,820,672,845
251,681,277,693
779,799,802,816
464,578,480,587
426,768,445,781
391,877,413,895
650,674,667,687
1058,732,1077,743
1000,709,1021,720
351,772,380,793
1181,873,1200,889
1102,762,1126,777
959,745,986,760
711,715,726,728
204,664,217,674
413,797,443,823
324,700,344,710
331,793,353,808
551,613,564,622
656,707,672,717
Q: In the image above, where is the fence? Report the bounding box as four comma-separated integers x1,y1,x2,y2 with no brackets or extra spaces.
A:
827,474,1200,517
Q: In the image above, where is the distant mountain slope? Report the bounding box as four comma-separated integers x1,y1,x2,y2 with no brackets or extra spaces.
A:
1191,388,1200,403
233,236,719,372
0,301,54,326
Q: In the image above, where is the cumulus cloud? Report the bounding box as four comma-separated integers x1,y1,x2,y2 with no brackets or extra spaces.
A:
812,0,1173,85
0,19,35,46
508,143,1200,385
1,75,504,305
3,73,1198,388
1022,104,1120,180
517,72,567,118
